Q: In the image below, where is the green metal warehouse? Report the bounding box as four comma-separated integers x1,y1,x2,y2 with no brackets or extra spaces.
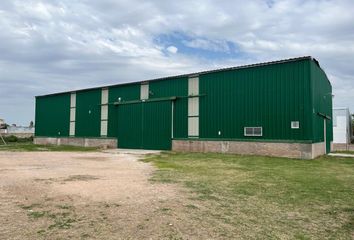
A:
34,56,332,159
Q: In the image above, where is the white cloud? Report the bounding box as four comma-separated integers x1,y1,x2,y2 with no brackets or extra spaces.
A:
166,45,178,54
0,0,353,124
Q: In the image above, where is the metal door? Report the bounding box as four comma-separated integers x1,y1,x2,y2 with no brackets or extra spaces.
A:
117,101,172,150
117,103,143,149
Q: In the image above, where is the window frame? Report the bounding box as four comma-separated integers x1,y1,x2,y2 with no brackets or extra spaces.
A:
244,127,263,137
291,121,300,129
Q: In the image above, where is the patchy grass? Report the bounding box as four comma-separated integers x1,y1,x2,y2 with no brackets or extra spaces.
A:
19,202,77,232
48,216,76,229
143,152,354,239
56,204,73,210
28,211,48,219
334,150,354,155
0,142,99,152
63,174,100,182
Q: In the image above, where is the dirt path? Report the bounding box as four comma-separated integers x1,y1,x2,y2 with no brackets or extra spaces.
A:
0,150,210,240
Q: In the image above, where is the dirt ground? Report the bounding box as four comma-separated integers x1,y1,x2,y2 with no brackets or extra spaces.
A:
0,150,212,240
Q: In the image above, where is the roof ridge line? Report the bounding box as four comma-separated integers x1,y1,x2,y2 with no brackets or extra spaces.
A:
36,56,314,98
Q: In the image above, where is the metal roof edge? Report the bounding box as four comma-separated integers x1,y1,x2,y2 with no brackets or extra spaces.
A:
309,56,332,88
35,56,313,98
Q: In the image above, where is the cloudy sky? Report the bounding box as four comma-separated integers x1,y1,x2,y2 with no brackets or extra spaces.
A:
0,0,353,125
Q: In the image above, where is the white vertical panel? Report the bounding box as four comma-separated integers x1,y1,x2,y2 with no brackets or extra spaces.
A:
140,83,149,100
188,117,199,136
188,77,199,95
188,97,199,116
101,105,108,120
70,93,76,108
100,120,108,136
70,108,76,122
101,88,108,104
100,88,109,137
188,77,199,138
69,122,75,136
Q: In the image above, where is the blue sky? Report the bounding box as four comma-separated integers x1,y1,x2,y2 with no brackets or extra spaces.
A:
0,0,354,125
155,32,245,60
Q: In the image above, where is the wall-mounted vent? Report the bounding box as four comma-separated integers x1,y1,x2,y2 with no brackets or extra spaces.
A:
244,127,262,136
291,121,300,129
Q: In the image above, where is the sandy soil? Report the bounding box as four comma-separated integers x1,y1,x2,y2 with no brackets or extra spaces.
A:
0,150,211,240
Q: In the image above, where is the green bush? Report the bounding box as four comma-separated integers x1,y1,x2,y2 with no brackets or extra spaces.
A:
1,135,33,143
4,135,18,142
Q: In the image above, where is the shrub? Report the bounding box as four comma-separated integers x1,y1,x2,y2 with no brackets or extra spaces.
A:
4,135,18,142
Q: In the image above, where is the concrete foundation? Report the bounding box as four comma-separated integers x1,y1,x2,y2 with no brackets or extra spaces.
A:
332,143,354,152
34,137,117,149
172,140,326,159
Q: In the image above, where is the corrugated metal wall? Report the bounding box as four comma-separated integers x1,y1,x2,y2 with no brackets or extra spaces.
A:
75,89,101,137
35,93,71,137
113,77,187,149
141,101,172,149
311,61,333,151
149,77,188,138
117,103,143,148
35,58,332,150
116,101,172,150
108,84,140,138
199,59,312,142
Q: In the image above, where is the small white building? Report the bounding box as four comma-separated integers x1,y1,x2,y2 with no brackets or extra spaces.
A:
6,126,34,134
0,119,5,130
333,107,352,144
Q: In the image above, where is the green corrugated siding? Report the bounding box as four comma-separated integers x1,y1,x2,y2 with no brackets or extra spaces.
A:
75,89,101,137
117,101,172,150
174,98,188,138
117,103,143,148
142,101,172,150
199,60,312,141
34,58,332,151
310,61,333,151
149,77,188,138
108,84,140,138
35,93,70,137
110,77,187,150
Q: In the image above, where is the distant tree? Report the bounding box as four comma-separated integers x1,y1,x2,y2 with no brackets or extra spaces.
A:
29,121,34,128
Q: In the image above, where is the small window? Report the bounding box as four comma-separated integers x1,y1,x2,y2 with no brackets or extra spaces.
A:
244,127,262,136
253,127,262,136
291,121,300,129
